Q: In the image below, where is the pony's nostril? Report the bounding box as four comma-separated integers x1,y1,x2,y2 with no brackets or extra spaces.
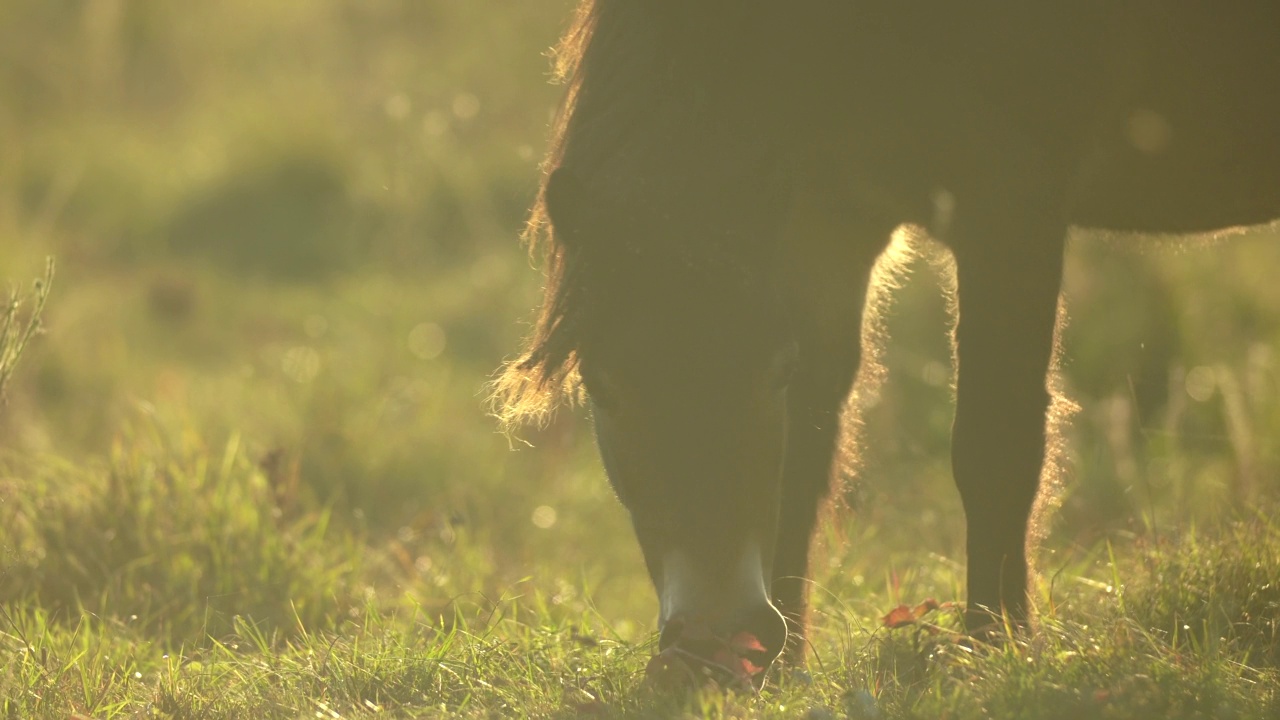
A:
739,603,788,664
659,606,786,662
649,607,785,689
658,617,686,651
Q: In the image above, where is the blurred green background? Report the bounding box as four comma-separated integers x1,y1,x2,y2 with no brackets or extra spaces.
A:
1,0,1278,647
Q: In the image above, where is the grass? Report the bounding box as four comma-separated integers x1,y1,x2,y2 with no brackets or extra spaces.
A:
3,494,1278,718
2,1,1280,717
0,259,52,402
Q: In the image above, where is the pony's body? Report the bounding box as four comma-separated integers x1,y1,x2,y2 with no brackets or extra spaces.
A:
499,1,1280,678
732,2,1280,233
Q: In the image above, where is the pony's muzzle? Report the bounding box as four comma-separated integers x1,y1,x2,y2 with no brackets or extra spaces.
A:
657,545,787,672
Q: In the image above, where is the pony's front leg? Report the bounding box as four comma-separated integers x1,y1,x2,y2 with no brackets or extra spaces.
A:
773,189,893,659
771,347,861,660
950,216,1066,633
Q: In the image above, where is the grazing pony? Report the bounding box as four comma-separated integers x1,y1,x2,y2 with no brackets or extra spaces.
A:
496,0,1280,678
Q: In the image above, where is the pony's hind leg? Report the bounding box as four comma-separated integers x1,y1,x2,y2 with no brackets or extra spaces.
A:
949,213,1066,632
773,186,895,659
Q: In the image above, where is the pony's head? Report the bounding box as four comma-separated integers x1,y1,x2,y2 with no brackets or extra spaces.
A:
494,0,798,681
498,149,797,679
580,165,796,675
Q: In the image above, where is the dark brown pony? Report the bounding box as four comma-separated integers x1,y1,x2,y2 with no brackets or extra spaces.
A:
496,0,1280,679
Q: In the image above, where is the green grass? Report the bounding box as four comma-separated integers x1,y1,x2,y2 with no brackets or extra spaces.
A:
3,486,1279,719
2,1,1280,717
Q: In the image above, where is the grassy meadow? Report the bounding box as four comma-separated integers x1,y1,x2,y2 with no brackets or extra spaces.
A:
1,2,1279,717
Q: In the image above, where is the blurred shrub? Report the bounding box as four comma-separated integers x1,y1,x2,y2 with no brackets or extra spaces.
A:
165,151,361,279
0,0,563,273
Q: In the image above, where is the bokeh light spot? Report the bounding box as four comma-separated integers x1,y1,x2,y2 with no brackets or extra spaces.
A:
1127,108,1173,155
452,93,480,120
408,323,446,360
384,93,412,121
531,505,557,529
282,346,321,383
1185,365,1216,402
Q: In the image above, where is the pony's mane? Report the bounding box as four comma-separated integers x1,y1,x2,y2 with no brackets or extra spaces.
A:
492,1,787,431
491,0,655,430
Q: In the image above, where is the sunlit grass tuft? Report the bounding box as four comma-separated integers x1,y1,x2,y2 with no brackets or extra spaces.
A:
1122,517,1280,668
0,259,53,402
1,421,359,644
